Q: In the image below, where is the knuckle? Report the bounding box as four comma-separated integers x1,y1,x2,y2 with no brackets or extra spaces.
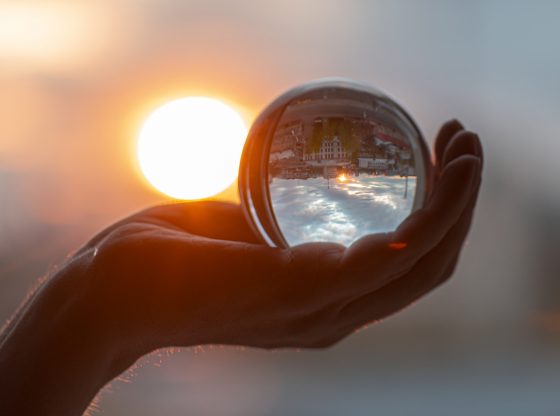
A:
90,223,152,271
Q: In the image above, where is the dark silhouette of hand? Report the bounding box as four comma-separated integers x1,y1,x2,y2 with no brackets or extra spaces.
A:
0,119,482,416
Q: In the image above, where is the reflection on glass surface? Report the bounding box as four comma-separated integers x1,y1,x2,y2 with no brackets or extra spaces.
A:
267,84,423,246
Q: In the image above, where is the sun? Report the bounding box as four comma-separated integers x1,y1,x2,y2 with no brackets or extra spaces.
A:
137,97,248,200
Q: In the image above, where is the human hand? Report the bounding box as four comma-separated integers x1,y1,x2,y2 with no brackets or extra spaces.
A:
68,119,482,357
0,119,482,416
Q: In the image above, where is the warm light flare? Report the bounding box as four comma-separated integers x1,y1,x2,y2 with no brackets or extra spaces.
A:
337,173,348,182
0,3,112,68
137,97,248,200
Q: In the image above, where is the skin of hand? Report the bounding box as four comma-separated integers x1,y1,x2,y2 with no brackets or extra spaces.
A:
0,120,482,416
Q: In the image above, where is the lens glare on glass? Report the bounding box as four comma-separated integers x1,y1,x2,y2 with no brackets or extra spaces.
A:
239,79,430,248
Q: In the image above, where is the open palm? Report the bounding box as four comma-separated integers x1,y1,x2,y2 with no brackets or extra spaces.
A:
0,120,482,416
67,120,482,361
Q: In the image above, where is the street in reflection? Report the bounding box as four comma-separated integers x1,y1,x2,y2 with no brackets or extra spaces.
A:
268,86,419,246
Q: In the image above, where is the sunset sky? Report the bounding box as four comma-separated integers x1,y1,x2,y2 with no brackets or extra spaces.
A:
2,0,560,336
2,1,560,414
2,1,559,231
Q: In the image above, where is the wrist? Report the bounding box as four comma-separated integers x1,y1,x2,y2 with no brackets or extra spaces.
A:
0,252,130,415
42,250,144,378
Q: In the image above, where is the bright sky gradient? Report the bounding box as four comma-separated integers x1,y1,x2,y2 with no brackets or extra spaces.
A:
2,0,559,319
137,97,247,200
2,1,560,414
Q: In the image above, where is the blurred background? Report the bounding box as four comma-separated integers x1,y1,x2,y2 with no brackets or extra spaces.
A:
2,0,560,414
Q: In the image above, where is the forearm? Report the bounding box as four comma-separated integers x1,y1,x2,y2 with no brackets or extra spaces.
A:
0,256,121,416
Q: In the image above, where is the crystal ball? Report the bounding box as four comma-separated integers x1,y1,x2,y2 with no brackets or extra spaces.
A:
239,78,431,247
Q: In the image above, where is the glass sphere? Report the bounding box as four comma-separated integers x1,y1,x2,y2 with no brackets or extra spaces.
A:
239,78,431,247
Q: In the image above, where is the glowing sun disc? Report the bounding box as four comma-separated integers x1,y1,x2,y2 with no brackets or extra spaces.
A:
137,97,248,200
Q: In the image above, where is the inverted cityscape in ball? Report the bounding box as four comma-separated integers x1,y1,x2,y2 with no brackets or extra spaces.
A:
240,78,431,247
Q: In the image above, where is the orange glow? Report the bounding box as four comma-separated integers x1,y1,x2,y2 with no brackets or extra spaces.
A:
0,3,121,70
535,312,560,333
337,173,348,182
388,242,408,250
137,97,248,200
